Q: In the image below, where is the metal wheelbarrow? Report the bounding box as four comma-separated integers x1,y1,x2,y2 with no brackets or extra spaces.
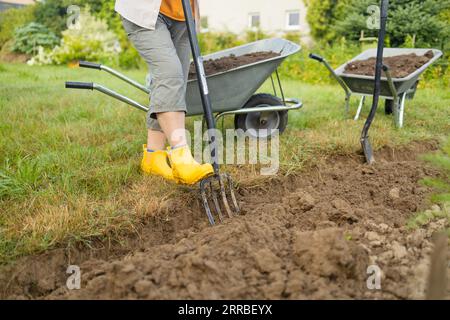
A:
65,38,303,139
310,48,442,128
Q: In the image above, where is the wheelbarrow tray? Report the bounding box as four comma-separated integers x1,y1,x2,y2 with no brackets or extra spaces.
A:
334,48,443,97
186,38,301,116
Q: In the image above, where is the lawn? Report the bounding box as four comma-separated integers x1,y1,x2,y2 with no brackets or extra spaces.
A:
0,62,449,263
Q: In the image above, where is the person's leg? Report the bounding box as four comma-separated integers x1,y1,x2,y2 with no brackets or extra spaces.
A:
156,17,191,149
122,15,187,146
155,112,187,147
121,16,176,180
147,129,167,151
152,18,189,150
171,19,191,96
122,15,212,184
161,18,213,184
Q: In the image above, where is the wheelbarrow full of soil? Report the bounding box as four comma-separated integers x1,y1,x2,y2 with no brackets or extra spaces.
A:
66,38,302,139
310,48,442,128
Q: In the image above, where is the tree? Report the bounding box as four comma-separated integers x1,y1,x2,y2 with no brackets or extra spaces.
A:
305,0,353,42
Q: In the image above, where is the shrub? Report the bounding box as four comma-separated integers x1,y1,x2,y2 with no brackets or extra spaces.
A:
29,9,121,66
284,32,302,44
53,9,121,65
308,0,450,48
197,29,271,55
199,32,243,54
278,39,361,85
0,5,35,48
305,0,353,43
34,0,83,36
245,29,272,43
75,0,142,69
13,23,59,55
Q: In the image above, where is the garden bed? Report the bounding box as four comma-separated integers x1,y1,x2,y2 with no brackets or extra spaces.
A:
2,141,448,300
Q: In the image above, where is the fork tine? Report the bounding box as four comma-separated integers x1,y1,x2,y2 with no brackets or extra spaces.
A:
200,179,215,226
219,175,233,218
199,174,239,225
225,174,240,214
209,180,224,222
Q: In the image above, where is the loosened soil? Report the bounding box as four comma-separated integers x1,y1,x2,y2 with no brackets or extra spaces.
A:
344,50,434,78
188,51,280,80
1,141,449,300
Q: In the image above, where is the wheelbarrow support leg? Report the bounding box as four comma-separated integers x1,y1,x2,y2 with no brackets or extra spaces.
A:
181,0,240,224
384,65,407,129
361,0,389,164
354,96,366,121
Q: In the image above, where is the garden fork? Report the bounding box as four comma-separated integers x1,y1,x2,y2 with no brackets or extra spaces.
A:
182,0,240,225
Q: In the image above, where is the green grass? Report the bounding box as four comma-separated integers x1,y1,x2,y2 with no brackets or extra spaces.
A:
0,62,449,263
407,140,450,234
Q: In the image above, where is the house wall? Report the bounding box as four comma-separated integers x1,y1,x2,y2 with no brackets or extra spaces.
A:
199,0,311,41
0,0,34,12
0,2,22,11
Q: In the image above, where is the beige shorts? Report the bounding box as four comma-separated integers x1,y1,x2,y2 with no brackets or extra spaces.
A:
121,14,190,131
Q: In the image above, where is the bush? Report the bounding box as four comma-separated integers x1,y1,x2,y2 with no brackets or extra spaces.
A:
284,32,302,44
245,29,272,43
305,0,353,43
202,32,236,53
199,32,243,54
0,5,35,48
308,0,450,48
34,0,83,36
53,9,121,65
13,23,59,55
28,9,121,66
74,0,142,68
278,39,361,85
197,29,274,54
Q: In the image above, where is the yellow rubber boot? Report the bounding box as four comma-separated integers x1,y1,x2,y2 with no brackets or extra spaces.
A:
141,145,175,181
168,145,214,185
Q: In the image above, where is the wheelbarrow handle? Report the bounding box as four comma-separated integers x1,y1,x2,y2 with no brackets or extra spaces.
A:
78,61,102,70
65,82,94,90
77,61,150,94
309,53,351,100
309,53,324,63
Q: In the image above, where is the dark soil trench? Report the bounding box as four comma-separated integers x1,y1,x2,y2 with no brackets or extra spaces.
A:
1,140,449,300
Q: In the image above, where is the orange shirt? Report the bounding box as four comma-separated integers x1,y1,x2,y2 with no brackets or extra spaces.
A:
160,0,195,22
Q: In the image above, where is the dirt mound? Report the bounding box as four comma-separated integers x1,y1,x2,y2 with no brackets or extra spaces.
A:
2,141,449,299
294,228,368,280
344,50,434,78
188,51,280,80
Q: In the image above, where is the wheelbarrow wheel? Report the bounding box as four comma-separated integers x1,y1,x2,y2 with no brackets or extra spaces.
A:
385,99,394,115
234,94,288,139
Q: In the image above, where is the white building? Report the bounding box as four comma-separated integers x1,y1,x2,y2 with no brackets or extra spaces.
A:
199,0,311,43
